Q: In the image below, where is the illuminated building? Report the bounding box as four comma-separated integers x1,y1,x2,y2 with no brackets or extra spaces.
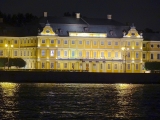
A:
0,12,159,73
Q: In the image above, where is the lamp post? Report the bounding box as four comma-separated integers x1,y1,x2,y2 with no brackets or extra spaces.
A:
121,47,129,73
5,43,13,70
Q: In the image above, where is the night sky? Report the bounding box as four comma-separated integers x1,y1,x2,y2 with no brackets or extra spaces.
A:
0,0,160,31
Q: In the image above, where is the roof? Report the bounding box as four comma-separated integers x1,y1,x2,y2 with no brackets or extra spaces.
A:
143,33,160,41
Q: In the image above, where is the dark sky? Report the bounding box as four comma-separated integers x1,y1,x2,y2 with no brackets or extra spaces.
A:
0,0,160,31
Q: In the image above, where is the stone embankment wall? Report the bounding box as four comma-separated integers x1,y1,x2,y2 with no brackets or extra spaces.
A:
0,71,160,84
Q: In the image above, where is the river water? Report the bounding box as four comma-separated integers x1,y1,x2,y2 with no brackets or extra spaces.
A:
0,83,160,119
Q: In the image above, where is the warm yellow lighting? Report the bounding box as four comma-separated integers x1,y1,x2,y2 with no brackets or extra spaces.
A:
5,44,8,47
132,47,134,49
11,45,13,47
121,47,125,51
69,32,107,38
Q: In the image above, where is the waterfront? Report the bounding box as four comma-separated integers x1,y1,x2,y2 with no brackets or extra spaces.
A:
0,83,160,119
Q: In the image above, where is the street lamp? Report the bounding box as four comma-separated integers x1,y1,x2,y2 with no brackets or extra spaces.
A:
121,47,129,73
5,43,13,70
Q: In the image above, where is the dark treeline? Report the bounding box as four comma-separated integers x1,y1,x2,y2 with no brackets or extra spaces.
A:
0,58,26,69
0,11,38,27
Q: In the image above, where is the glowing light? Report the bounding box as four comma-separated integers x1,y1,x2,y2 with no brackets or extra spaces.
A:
69,32,107,38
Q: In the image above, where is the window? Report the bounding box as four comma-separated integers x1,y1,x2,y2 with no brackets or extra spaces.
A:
143,54,145,59
128,42,130,46
72,40,75,44
64,51,67,57
58,40,60,44
24,40,26,43
108,41,111,45
57,63,60,68
151,53,153,59
79,51,82,57
21,51,22,56
100,64,103,69
50,50,54,56
86,41,90,45
108,52,111,57
51,40,54,44
0,40,3,43
93,64,96,69
136,64,138,70
94,52,96,58
100,41,104,45
42,40,45,43
101,52,104,58
58,51,60,57
127,64,130,70
115,42,118,45
136,42,139,46
64,40,68,44
28,51,29,56
114,64,117,69
24,51,26,56
42,63,45,68
79,41,82,44
86,51,89,58
108,64,111,69
115,52,118,58
143,44,146,47
151,44,154,48
64,63,67,68
31,40,33,43
157,45,160,48
14,40,17,44
0,50,3,56
50,63,54,69
41,50,45,56
14,51,17,56
94,41,97,45
157,54,160,60
72,51,75,57
136,52,139,58
127,52,130,58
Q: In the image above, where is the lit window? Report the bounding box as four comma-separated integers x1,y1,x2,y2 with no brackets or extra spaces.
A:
50,50,54,56
42,40,45,43
51,40,54,44
0,50,3,56
41,50,45,56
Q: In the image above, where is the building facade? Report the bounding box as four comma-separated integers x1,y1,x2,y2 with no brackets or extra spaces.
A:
0,13,159,73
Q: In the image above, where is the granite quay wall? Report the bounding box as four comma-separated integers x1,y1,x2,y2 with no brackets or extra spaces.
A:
0,71,160,84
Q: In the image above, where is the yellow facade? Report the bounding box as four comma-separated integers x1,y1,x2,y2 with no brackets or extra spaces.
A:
0,24,155,73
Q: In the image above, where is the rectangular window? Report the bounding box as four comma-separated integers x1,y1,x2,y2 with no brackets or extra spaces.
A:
114,64,117,69
136,42,139,46
64,63,67,68
24,51,26,56
14,51,17,56
136,64,138,70
0,50,3,56
115,42,118,45
86,41,90,45
79,41,82,44
58,51,60,57
128,42,130,46
93,64,96,69
143,44,145,47
51,40,54,44
86,51,89,58
42,40,45,43
108,64,111,69
101,41,104,45
14,40,17,44
143,54,145,59
128,52,130,58
31,40,33,43
50,63,54,69
57,63,60,68
136,52,139,58
115,52,118,58
157,54,160,60
100,64,103,69
42,63,45,68
50,50,54,56
151,53,153,59
79,51,82,57
94,41,97,45
41,50,45,56
101,52,104,58
108,52,111,57
108,41,111,45
94,52,96,58
58,40,60,44
21,51,22,56
72,40,75,44
64,51,68,57
72,51,75,57
127,64,130,70
64,40,68,44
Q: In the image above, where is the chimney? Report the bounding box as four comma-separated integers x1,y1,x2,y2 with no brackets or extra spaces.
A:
76,13,80,18
107,15,112,19
44,12,47,17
